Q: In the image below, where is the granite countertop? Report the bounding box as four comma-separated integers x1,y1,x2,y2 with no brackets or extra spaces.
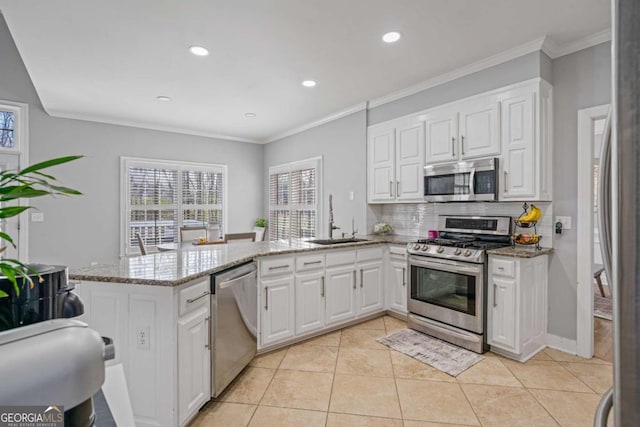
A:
487,246,553,258
69,235,412,287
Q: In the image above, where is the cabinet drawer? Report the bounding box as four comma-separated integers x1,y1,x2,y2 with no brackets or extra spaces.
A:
178,279,210,317
491,258,515,278
389,245,407,258
260,256,295,277
326,250,356,267
357,246,384,262
296,253,325,272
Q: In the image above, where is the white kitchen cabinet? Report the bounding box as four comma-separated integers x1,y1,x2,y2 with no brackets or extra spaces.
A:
424,97,499,165
501,92,536,199
261,275,295,346
488,254,548,362
368,118,424,203
325,264,357,325
388,247,408,314
177,305,210,427
295,271,325,335
357,260,384,315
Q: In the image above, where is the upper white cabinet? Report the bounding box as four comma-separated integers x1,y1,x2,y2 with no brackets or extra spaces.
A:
367,78,553,203
368,118,424,203
424,98,500,165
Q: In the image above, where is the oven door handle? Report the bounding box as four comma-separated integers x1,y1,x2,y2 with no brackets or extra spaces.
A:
469,168,475,196
409,256,483,275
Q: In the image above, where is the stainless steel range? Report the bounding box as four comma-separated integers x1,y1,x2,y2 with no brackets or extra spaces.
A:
407,215,511,353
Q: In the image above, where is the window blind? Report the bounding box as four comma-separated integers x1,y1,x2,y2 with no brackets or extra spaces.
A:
268,158,321,241
123,158,226,254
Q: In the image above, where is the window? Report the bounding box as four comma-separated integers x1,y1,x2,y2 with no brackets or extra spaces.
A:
0,101,26,153
122,158,226,254
268,157,322,241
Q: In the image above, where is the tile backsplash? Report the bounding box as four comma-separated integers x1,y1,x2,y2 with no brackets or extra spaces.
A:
367,201,553,248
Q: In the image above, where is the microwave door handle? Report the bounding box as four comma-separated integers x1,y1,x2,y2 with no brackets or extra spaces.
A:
469,169,475,196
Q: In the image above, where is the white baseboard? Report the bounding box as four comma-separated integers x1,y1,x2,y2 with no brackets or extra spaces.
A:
546,333,578,355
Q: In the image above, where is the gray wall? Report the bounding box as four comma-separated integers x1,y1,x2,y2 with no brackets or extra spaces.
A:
0,15,264,267
549,41,611,340
368,51,545,125
264,111,368,237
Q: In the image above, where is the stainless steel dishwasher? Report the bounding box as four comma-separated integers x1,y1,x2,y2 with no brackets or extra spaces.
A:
210,261,257,397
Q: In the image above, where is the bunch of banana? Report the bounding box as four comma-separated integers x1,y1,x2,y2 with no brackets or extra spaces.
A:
517,204,542,224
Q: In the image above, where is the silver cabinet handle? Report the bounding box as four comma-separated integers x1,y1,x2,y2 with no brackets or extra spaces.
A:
497,266,505,271
360,269,364,288
503,171,508,193
321,276,325,297
493,283,497,307
396,181,400,196
389,181,393,197
402,267,406,286
269,264,290,271
451,136,455,156
186,291,210,304
204,316,211,349
264,286,268,310
304,260,322,266
353,270,356,289
461,135,465,155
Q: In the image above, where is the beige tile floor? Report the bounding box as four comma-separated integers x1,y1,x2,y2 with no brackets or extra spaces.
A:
190,315,612,427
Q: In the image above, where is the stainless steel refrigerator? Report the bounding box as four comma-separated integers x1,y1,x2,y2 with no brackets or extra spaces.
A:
594,0,640,425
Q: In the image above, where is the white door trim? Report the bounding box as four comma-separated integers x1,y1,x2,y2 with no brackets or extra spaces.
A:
576,104,610,358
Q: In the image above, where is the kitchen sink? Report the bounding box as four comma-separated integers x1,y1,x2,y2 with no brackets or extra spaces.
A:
307,238,369,245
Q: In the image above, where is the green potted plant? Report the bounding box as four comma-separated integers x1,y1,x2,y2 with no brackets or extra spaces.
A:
0,155,82,310
254,218,267,241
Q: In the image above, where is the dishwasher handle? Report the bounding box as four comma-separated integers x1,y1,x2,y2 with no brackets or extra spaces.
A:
219,270,256,289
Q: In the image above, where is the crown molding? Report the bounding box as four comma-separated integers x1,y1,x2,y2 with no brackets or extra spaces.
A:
542,29,611,59
368,37,547,109
264,102,368,143
45,108,263,144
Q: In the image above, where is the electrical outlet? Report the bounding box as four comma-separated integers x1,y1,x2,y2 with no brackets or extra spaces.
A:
136,326,150,350
555,216,572,230
31,212,44,222
349,191,354,201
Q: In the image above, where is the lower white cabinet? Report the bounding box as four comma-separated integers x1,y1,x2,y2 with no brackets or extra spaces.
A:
488,254,548,362
177,305,211,426
261,275,295,346
358,260,384,315
388,255,408,314
295,271,325,335
325,264,358,325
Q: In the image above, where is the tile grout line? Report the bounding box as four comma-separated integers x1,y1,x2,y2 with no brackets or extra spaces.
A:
456,380,485,426
324,328,343,426
248,345,290,426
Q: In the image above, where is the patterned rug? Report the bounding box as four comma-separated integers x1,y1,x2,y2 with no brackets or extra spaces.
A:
377,328,484,377
594,285,612,320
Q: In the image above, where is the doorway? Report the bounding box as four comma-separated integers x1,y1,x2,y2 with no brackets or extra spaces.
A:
576,104,611,359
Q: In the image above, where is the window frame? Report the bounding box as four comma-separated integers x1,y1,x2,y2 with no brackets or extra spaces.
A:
268,156,323,241
120,157,228,255
0,101,26,154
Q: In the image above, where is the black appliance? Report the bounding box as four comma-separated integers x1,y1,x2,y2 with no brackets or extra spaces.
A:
424,157,499,202
0,264,83,331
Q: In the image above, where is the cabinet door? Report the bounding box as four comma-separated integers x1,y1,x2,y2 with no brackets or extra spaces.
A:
368,128,395,202
295,271,325,335
395,122,424,200
489,276,518,352
358,260,384,315
501,92,535,199
325,265,357,325
389,259,407,314
261,276,295,346
459,100,500,159
178,306,211,426
425,109,458,164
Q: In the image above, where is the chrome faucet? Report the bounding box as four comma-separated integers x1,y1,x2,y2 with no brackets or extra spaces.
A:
328,194,340,238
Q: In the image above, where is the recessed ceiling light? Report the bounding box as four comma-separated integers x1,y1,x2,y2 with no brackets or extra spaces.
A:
382,31,401,43
156,96,171,102
189,45,209,56
302,80,317,88
244,112,256,118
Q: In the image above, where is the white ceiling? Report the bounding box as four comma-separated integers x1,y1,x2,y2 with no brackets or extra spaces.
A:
0,0,610,143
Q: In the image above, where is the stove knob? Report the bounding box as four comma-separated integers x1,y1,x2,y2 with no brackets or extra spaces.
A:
463,250,472,257
454,248,462,256
421,244,429,251
437,246,445,254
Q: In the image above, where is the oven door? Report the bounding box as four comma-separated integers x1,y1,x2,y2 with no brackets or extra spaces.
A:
408,255,484,334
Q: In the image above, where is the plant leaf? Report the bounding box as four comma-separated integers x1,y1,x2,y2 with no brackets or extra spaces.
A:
0,206,30,219
45,184,83,195
0,264,19,296
0,289,7,298
0,188,50,201
19,155,83,175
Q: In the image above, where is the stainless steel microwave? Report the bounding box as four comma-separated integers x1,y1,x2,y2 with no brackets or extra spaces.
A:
424,158,499,202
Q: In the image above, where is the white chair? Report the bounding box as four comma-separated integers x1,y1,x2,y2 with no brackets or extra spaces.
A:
135,233,147,255
224,232,256,243
180,226,207,243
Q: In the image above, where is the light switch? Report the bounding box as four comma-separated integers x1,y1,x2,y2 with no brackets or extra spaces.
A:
349,191,354,201
31,212,44,222
555,216,572,230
